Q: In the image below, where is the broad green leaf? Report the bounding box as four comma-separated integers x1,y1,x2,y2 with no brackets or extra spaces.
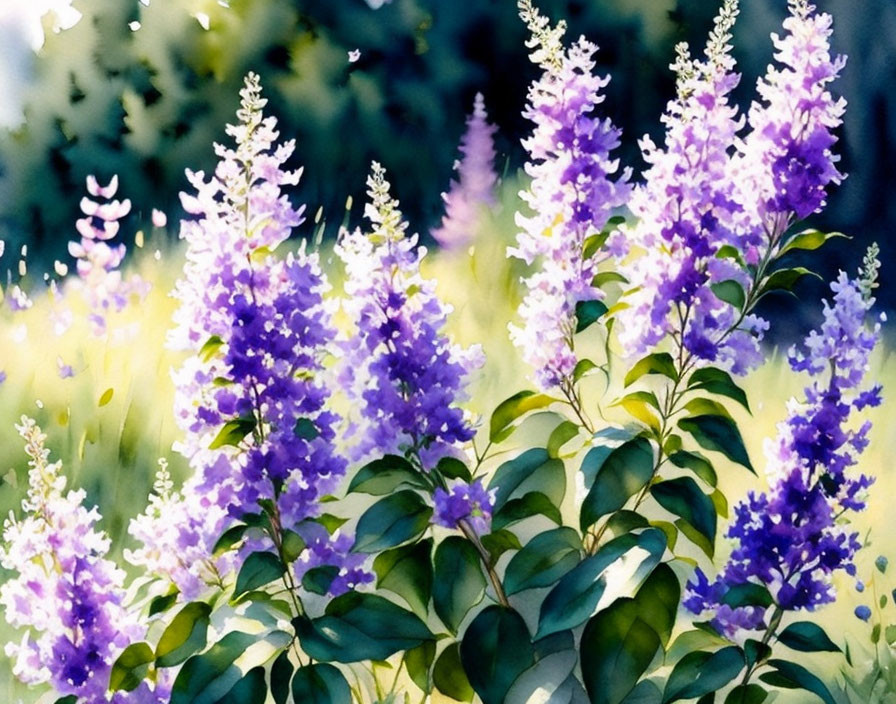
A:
504,527,582,595
460,606,535,704
489,391,560,443
725,685,767,704
603,510,650,538
759,660,836,704
437,456,472,481
293,418,319,441
548,420,581,458
678,415,753,472
156,602,212,668
148,588,180,617
683,398,733,421
199,335,225,362
352,490,432,553
216,666,266,704
405,641,436,693
480,529,522,564
281,530,306,562
614,392,662,433
711,280,746,310
651,477,717,557
687,368,750,412
580,563,679,704
302,566,339,595
537,528,666,638
433,537,486,633
347,455,427,495
290,664,351,704
720,583,773,609
110,642,154,692
234,552,286,598
778,229,847,256
209,417,256,450
492,491,562,531
575,299,609,333
373,538,433,616
573,358,600,382
314,513,348,534
213,524,249,556
270,650,293,704
505,650,578,704
294,593,433,663
594,271,628,287
744,639,771,669
434,643,475,702
760,267,820,295
170,630,291,704
663,646,744,703
668,451,717,487
488,449,565,512
624,353,678,387
580,438,655,531
776,622,840,653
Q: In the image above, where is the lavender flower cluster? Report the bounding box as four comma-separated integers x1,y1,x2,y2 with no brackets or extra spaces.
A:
685,252,883,638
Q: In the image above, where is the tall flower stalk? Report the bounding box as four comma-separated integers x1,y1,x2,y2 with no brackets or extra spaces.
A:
510,0,631,401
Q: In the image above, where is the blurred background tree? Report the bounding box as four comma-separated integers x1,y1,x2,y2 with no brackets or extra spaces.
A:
0,0,892,311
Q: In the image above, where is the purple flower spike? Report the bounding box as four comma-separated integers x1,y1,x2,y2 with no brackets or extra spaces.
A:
685,248,883,638
337,162,482,470
432,92,499,250
510,0,631,391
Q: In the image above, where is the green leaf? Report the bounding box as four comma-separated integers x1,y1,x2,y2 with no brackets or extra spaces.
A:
213,524,249,556
580,563,679,704
293,418,319,441
209,417,256,450
148,588,180,617
573,358,600,382
603,510,650,537
405,640,436,693
711,280,746,310
504,527,582,595
433,537,486,632
199,335,225,362
760,267,820,295
580,438,655,531
776,622,840,653
347,455,428,495
650,477,716,556
294,593,433,663
156,602,212,668
505,650,579,704
216,666,266,704
352,490,432,553
314,514,348,534
687,368,750,412
170,630,291,704
759,660,836,704
594,271,628,287
290,664,351,704
488,448,566,512
778,229,847,256
668,451,717,487
480,529,522,563
489,391,560,443
110,642,154,692
281,530,307,562
437,456,472,481
720,583,774,610
743,640,771,669
460,606,535,704
537,528,667,638
624,353,678,387
302,566,339,595
492,491,562,531
724,685,767,704
233,552,286,599
548,420,581,458
434,643,475,702
270,651,294,704
614,392,662,433
373,538,433,616
663,646,744,703
678,415,753,472
575,300,609,333
98,387,115,407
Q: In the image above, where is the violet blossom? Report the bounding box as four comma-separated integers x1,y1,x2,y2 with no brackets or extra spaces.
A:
433,478,495,536
509,0,631,392
140,73,356,598
0,417,163,703
431,92,499,250
336,162,482,471
684,249,883,638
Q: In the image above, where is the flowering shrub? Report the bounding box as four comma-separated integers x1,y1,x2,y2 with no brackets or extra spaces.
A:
0,1,886,703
